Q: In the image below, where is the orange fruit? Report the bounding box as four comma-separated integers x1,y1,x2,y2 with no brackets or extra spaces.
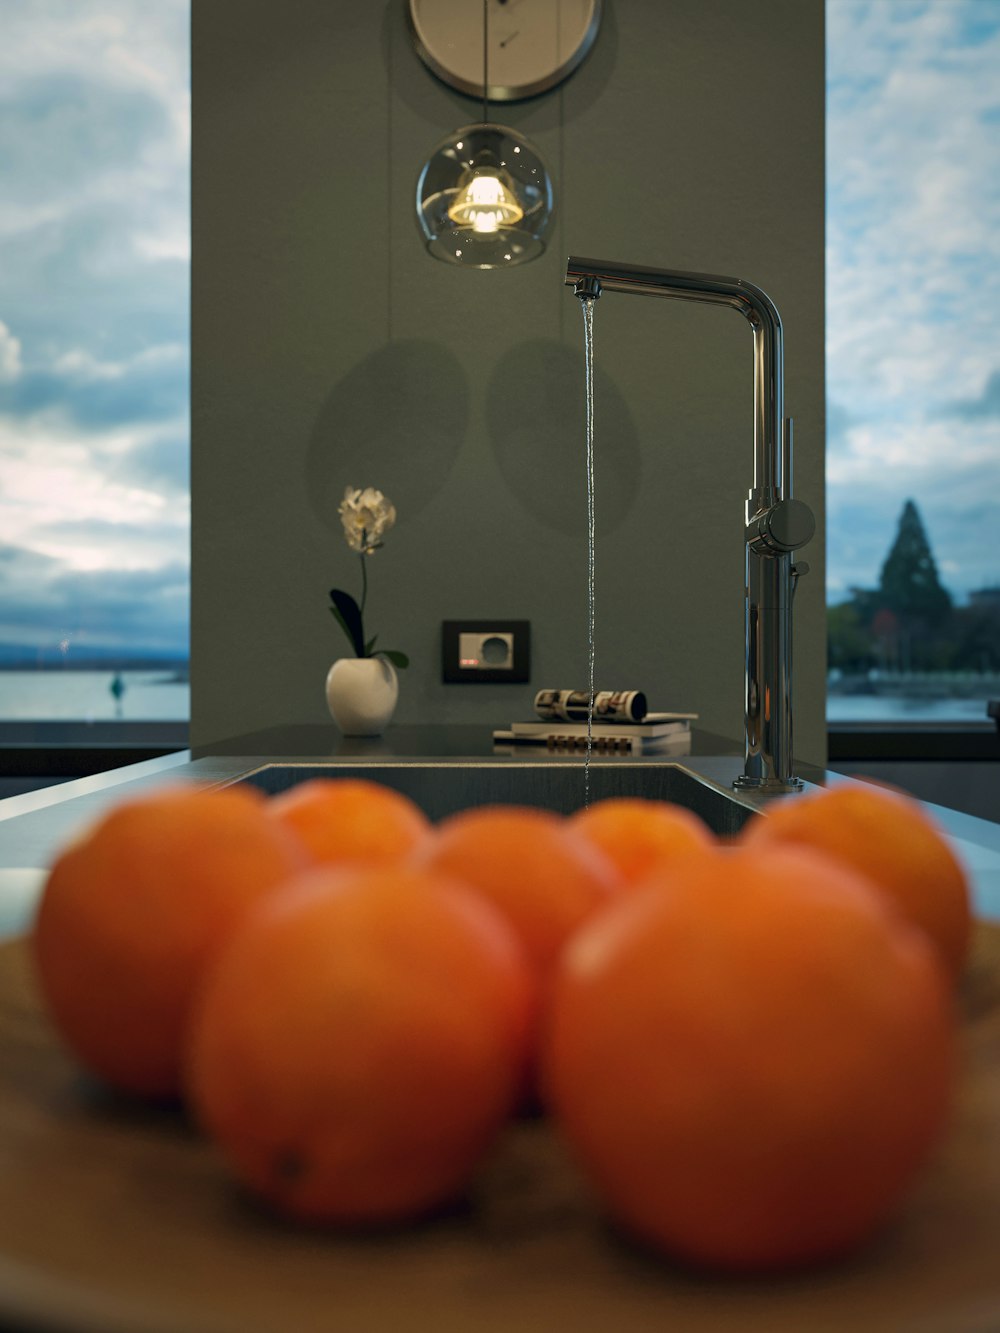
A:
268,777,430,867
569,796,715,885
740,780,972,980
186,865,535,1225
415,804,619,983
542,842,955,1273
33,784,308,1099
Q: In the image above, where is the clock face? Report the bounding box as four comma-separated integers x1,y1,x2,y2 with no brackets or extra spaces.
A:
408,0,602,102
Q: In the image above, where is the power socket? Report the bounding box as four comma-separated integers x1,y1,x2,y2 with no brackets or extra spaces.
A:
441,620,531,683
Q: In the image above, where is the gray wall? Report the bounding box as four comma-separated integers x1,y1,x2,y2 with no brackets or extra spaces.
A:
192,0,826,761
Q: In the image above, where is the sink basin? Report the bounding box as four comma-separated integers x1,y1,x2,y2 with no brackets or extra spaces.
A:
232,761,760,838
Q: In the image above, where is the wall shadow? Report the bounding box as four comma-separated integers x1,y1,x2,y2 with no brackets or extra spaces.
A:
305,339,469,531
486,338,640,537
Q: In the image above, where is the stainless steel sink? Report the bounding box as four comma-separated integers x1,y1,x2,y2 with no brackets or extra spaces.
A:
232,761,760,838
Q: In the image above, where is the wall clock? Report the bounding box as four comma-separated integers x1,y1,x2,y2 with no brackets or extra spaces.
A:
407,0,602,102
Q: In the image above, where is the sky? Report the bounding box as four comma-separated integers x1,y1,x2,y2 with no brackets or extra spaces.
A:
0,2,996,662
826,0,1000,603
0,0,189,657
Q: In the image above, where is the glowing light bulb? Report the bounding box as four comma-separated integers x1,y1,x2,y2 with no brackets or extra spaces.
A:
469,175,504,206
447,167,524,232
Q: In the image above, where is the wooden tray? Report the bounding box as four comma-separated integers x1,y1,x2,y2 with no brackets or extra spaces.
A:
2,927,1000,1333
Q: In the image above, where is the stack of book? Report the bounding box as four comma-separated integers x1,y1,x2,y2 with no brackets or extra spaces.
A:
492,712,696,755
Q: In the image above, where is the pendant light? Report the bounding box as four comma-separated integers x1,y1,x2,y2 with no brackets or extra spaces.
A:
415,0,554,269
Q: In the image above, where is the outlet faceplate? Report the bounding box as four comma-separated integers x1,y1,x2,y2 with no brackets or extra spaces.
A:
442,620,530,683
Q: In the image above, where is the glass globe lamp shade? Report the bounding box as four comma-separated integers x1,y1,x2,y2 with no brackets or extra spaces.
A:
416,123,554,268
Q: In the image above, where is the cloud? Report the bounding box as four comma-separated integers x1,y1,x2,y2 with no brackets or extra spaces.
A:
0,1,189,656
826,399,854,449
125,426,190,493
0,3,189,366
0,541,188,652
0,195,189,366
827,3,1000,412
0,412,189,564
0,73,167,202
826,0,1000,603
0,10,190,318
940,369,1000,420
0,321,21,381
0,342,188,432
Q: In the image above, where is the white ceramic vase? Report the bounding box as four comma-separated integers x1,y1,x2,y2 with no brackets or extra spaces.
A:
325,656,399,736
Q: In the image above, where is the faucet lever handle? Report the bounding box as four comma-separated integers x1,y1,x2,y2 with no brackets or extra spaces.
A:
746,498,815,555
791,560,809,603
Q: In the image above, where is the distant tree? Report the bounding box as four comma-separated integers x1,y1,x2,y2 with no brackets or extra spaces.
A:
844,585,881,630
878,499,952,628
871,607,903,671
827,599,876,672
826,504,973,678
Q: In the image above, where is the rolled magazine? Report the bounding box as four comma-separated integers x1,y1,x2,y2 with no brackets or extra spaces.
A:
533,689,647,724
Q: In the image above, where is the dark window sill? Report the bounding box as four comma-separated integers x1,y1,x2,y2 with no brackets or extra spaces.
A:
0,721,188,780
828,723,1000,763
1,721,998,780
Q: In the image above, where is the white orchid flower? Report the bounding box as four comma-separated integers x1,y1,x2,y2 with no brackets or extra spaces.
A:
339,486,397,555
329,485,409,669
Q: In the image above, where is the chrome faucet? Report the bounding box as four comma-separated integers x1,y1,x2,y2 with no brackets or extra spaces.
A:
565,256,814,793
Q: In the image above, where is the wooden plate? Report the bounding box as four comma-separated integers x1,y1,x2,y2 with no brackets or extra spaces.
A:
2,928,1000,1333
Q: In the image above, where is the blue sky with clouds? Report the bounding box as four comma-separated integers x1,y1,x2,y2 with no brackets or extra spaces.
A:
826,0,1000,603
0,2,995,661
0,0,189,657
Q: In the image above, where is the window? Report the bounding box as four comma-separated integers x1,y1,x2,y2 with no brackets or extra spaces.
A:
0,1,190,728
826,0,1000,725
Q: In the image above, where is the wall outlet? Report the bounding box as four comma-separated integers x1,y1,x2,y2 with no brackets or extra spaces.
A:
442,620,530,683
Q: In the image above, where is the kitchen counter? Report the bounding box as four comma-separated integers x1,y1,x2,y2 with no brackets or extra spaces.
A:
2,723,999,934
3,724,1000,1333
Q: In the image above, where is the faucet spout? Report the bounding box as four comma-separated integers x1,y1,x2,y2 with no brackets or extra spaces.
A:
566,255,785,508
573,273,602,302
564,255,813,793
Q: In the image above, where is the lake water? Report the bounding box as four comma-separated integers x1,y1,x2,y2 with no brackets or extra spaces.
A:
827,693,996,724
0,669,992,727
0,670,189,722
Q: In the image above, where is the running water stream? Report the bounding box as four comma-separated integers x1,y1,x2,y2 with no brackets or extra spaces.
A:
580,294,597,806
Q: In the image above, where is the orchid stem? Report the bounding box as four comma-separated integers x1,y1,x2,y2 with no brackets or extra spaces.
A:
359,553,368,621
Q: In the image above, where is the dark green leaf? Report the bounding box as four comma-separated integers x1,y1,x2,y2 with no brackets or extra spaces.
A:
328,588,364,657
364,635,378,655
329,605,359,655
380,650,409,669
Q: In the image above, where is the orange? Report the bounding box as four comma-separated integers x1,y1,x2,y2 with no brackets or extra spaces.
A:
268,777,430,868
569,796,715,886
415,804,619,983
32,784,308,1099
740,780,972,980
542,842,955,1273
186,865,535,1225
